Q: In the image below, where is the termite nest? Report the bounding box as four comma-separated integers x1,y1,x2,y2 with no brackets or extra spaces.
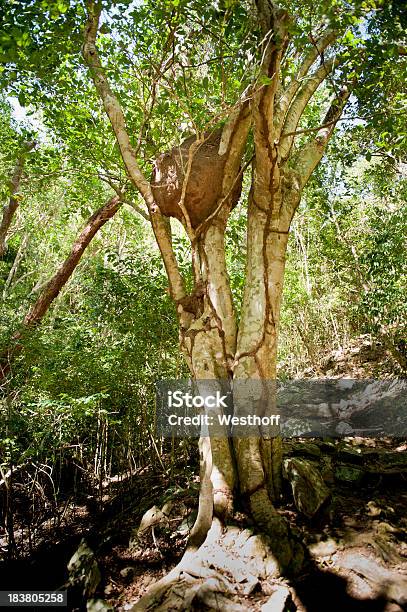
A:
151,130,242,228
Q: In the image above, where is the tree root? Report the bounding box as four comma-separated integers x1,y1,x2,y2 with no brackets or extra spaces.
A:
130,517,304,611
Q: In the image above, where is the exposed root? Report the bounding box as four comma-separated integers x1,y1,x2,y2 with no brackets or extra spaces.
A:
187,436,213,550
130,516,304,611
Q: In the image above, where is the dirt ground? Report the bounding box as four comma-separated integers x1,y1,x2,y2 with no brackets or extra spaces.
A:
92,438,406,612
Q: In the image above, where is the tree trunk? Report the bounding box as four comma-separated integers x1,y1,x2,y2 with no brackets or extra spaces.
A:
180,218,238,546
178,192,299,569
0,141,36,258
23,195,121,327
0,195,121,380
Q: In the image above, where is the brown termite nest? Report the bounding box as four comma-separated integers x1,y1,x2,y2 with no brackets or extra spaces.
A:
151,130,242,228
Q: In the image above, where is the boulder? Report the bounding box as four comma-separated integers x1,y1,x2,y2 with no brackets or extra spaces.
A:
283,458,330,518
67,539,101,598
261,585,292,611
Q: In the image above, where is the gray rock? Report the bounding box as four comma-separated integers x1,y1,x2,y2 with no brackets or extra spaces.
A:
67,539,101,597
87,599,113,612
261,585,292,611
283,458,330,518
120,567,135,580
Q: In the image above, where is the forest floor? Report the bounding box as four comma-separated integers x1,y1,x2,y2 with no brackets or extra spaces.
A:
0,336,406,611
95,438,407,612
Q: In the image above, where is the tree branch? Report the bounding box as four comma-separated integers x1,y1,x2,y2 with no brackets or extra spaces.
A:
124,200,150,221
219,94,251,200
278,56,339,160
252,3,289,182
274,28,337,132
293,86,351,190
82,0,186,303
0,140,36,258
0,194,123,381
23,195,122,327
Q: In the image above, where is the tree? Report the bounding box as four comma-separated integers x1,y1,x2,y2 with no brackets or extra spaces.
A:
0,140,36,258
81,0,354,555
0,193,122,378
0,0,405,602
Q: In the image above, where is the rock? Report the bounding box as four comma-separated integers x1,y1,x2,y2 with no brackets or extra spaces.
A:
261,585,292,611
335,464,365,484
87,599,113,612
291,442,321,458
283,458,330,518
120,566,135,580
138,505,165,534
67,539,101,597
337,445,363,464
309,538,338,558
366,500,382,517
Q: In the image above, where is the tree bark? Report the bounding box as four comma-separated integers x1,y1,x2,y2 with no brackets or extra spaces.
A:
23,195,121,327
181,219,238,545
0,195,122,379
0,141,36,258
